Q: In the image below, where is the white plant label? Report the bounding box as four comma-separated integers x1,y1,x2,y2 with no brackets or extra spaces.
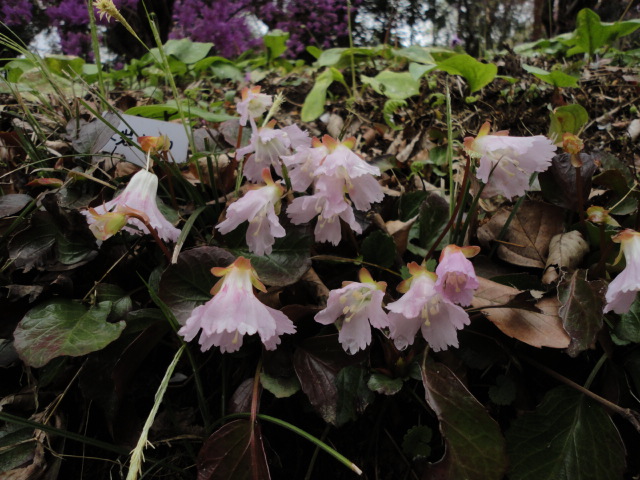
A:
101,114,189,167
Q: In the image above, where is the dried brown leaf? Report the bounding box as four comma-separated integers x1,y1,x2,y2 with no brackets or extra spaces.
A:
542,231,589,284
477,201,564,268
386,216,417,255
472,277,570,348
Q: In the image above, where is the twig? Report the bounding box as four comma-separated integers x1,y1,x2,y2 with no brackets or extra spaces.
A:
521,355,640,432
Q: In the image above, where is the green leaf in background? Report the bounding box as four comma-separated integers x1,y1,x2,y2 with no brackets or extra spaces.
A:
361,231,396,268
13,300,124,368
44,54,85,76
418,192,449,251
506,386,626,480
367,371,403,395
301,68,334,122
149,38,213,64
567,8,640,57
398,190,428,221
402,425,432,460
615,295,640,343
264,29,289,60
0,194,32,218
361,71,420,100
125,104,234,123
233,226,312,287
421,358,508,480
382,99,408,130
436,54,497,92
558,270,604,356
260,371,301,398
408,61,436,80
549,104,589,141
159,246,236,324
392,46,436,64
522,64,579,88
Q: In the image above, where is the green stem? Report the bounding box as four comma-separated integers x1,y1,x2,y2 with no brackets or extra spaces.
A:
584,352,607,390
221,413,363,475
87,0,106,103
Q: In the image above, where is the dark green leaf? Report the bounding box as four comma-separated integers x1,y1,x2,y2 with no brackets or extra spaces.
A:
488,375,517,406
159,246,235,324
418,193,449,251
13,300,124,368
197,419,270,480
233,227,311,287
336,365,375,426
367,371,403,395
402,425,432,460
507,386,626,480
95,284,133,321
398,191,428,221
361,231,396,268
8,211,56,272
421,358,507,480
558,270,604,356
615,295,640,343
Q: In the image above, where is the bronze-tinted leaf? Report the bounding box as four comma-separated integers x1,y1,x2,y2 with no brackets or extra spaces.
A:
421,358,508,480
558,270,605,357
292,335,366,425
472,277,570,348
197,419,270,480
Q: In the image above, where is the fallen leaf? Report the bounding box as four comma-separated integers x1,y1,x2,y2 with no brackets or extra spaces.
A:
542,230,590,284
472,277,570,348
386,216,417,255
477,201,564,268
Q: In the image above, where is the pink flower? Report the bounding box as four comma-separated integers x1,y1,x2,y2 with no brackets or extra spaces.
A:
386,262,470,352
216,169,286,255
85,169,180,242
178,257,295,353
435,245,480,306
281,144,327,192
236,122,310,182
464,122,556,199
604,229,640,314
287,189,361,245
237,86,272,128
315,268,388,354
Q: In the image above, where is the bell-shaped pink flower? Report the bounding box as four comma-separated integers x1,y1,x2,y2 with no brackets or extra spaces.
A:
604,229,640,314
281,144,328,192
178,257,295,353
85,169,180,242
236,121,310,182
315,268,388,354
216,169,286,255
435,245,480,306
287,188,361,245
464,122,556,199
237,86,272,128
386,262,470,352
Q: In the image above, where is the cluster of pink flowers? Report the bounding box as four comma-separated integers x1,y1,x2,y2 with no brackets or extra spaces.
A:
315,245,480,354
220,88,384,253
286,136,384,245
464,122,557,200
